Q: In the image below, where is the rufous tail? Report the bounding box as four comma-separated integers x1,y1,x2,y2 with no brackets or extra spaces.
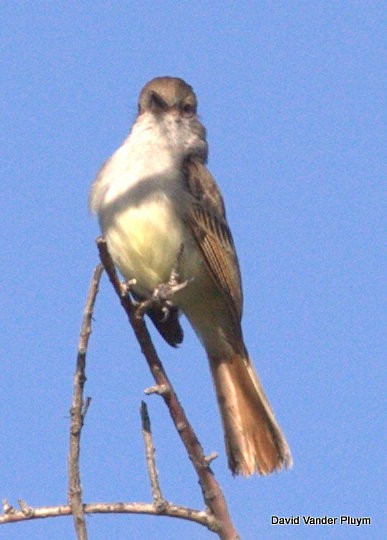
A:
209,353,292,476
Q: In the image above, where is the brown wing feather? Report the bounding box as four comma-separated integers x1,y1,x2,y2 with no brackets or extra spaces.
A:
183,159,243,320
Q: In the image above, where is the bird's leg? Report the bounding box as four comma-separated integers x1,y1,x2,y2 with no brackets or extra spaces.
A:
152,244,191,312
136,244,192,320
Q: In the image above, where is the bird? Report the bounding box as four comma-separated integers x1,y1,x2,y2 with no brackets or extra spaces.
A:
89,76,292,476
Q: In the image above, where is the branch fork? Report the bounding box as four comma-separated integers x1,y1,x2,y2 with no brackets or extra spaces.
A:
0,240,240,540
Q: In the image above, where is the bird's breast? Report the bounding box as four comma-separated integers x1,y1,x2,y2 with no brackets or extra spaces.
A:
102,191,193,296
92,121,203,298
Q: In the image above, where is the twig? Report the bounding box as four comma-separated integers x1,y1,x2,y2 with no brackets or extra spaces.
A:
0,256,226,535
97,238,240,540
140,401,165,509
0,501,215,527
68,264,103,540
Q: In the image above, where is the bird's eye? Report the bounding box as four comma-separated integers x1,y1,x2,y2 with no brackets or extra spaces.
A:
182,103,195,116
149,91,167,111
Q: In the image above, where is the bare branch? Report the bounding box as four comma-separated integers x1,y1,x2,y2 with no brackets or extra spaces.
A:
97,238,240,540
140,401,165,508
1,248,240,537
68,264,103,540
205,452,219,465
144,384,169,396
0,501,217,529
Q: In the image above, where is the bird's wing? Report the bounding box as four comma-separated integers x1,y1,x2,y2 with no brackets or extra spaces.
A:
183,158,243,321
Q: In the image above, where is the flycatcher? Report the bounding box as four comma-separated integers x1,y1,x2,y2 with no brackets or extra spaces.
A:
89,76,292,476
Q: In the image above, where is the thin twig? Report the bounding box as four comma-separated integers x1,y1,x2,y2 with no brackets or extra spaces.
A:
0,501,217,528
68,264,103,540
97,238,240,540
140,401,165,509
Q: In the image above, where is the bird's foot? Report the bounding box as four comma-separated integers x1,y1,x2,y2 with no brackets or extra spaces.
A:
120,278,137,298
136,244,192,320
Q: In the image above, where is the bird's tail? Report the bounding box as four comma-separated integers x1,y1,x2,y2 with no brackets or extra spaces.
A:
209,353,292,476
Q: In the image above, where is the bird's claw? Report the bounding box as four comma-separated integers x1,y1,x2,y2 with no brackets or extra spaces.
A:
120,278,137,297
135,244,192,318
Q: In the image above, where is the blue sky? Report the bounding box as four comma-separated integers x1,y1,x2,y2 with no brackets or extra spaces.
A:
1,2,385,539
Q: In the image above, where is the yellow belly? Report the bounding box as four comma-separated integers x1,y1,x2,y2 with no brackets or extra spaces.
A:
104,198,185,295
